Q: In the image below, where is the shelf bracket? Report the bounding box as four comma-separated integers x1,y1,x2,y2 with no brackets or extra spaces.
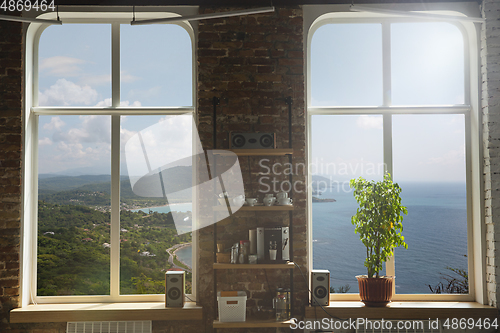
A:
213,97,220,149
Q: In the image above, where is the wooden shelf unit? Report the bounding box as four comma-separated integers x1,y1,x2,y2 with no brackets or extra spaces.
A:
214,262,295,269
213,319,295,328
213,148,294,156
212,97,296,330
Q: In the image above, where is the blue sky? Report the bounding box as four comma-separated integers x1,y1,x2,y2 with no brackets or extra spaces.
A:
310,21,466,183
37,21,466,183
37,23,193,175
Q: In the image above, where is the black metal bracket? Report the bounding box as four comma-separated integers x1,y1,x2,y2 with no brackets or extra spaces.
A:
213,97,220,149
285,96,293,149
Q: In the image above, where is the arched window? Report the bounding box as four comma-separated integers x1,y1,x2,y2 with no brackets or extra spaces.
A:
307,7,482,301
23,11,196,304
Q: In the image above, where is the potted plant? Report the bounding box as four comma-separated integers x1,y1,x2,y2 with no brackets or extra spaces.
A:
350,173,408,307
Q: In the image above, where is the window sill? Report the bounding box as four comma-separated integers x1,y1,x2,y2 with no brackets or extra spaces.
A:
10,302,202,323
305,301,499,319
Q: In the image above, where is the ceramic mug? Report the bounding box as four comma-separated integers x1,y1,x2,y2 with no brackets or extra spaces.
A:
278,197,293,205
246,198,257,206
277,192,288,200
264,193,274,198
232,195,245,206
263,196,276,206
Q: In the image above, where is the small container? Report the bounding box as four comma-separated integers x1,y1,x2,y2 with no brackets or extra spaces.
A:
217,242,226,253
217,291,247,322
216,252,231,263
231,243,239,264
239,240,250,264
248,254,258,264
249,229,257,254
269,240,277,261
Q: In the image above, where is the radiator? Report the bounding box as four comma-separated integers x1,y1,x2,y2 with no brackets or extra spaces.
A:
67,321,152,333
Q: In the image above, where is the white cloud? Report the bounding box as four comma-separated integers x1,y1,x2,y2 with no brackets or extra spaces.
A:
40,56,85,77
38,137,53,146
124,115,195,178
94,98,142,107
127,86,162,101
120,127,136,146
94,98,112,107
39,79,99,106
78,71,138,87
426,148,465,166
121,71,140,83
56,141,109,162
52,115,111,144
80,74,111,87
43,116,65,130
356,115,383,130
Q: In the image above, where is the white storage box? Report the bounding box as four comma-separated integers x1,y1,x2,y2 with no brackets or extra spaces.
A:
217,291,247,322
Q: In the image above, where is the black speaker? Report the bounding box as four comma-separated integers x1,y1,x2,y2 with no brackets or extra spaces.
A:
165,271,185,307
230,132,276,149
311,269,329,306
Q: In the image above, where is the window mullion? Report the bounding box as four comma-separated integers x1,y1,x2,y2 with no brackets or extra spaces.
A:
382,22,391,107
382,22,396,281
110,23,121,299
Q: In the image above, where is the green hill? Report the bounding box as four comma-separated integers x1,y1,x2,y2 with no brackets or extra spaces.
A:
38,166,193,207
37,202,191,296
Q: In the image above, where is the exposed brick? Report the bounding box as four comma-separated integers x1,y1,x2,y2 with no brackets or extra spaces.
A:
483,0,500,308
197,7,306,330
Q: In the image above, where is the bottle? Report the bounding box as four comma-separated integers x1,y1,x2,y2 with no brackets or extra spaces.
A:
239,240,249,264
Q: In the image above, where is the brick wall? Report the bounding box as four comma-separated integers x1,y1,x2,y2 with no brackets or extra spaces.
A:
0,6,306,333
0,19,24,333
196,6,307,332
1,2,499,333
482,0,500,308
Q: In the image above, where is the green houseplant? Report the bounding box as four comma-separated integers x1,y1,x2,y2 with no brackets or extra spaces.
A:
350,173,408,306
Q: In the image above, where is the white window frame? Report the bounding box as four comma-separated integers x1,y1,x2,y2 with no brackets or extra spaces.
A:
21,8,198,305
304,4,485,302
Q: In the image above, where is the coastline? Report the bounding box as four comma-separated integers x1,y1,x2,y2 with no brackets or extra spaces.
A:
128,202,192,212
166,242,192,272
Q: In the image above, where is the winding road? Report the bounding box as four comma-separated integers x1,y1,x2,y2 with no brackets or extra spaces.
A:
166,243,192,273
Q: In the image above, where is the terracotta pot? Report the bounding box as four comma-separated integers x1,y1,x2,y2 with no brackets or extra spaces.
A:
356,275,394,307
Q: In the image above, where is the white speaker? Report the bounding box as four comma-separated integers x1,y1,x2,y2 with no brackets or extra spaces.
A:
165,271,185,307
311,269,329,306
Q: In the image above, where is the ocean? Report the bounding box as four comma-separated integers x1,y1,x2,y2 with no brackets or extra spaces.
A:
314,181,468,294
141,182,468,295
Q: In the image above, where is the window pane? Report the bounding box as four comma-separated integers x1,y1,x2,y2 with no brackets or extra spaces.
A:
391,23,465,106
310,24,383,107
37,115,111,296
311,115,384,293
120,115,193,295
393,114,468,294
38,25,111,107
120,25,192,107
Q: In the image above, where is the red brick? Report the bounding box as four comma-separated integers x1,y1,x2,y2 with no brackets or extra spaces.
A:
255,74,282,82
212,41,243,49
288,50,303,59
4,287,18,296
248,57,274,66
198,57,219,65
243,41,273,49
279,58,303,66
5,261,19,270
198,49,227,57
